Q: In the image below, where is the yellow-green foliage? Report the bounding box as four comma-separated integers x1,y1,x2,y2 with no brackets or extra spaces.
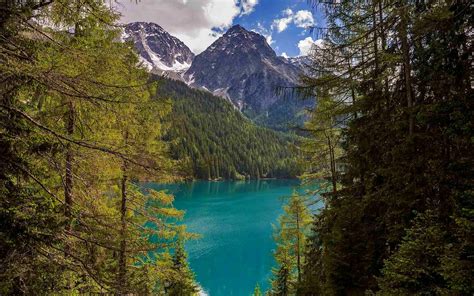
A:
0,0,196,294
269,193,312,295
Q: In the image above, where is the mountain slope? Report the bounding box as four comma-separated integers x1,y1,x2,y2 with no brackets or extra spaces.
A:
155,77,302,180
183,25,310,130
123,22,194,73
124,22,312,130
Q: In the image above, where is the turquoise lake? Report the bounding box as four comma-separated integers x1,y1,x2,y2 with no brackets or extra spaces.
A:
146,179,301,296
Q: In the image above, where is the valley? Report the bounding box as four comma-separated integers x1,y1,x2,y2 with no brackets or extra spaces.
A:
157,78,303,180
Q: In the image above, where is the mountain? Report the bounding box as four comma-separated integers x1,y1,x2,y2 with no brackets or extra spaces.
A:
124,22,311,130
123,22,194,74
155,77,303,180
287,56,312,75
184,25,309,129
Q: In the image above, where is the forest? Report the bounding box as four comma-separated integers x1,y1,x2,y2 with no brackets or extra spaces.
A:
264,1,473,295
1,0,472,296
1,1,196,294
158,78,303,180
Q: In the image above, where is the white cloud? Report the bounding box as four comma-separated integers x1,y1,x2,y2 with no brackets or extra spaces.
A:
179,29,223,54
294,10,314,28
298,36,319,56
241,0,259,15
281,52,289,58
283,8,293,16
297,37,324,56
117,0,258,53
272,16,293,33
265,35,274,45
271,8,315,33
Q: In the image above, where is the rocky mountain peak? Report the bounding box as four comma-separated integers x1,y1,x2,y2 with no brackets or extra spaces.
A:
184,25,302,117
123,22,309,130
204,24,274,58
123,22,194,73
225,24,245,33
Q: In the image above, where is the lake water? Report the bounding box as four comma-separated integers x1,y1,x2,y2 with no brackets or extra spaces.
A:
146,179,300,296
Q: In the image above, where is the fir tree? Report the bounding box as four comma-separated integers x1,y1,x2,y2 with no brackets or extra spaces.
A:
297,0,473,294
166,236,198,296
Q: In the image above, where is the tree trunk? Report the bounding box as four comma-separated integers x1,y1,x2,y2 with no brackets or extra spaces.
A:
378,0,390,95
372,1,379,79
400,4,414,136
296,210,301,284
347,59,357,119
64,100,74,245
327,134,337,194
117,160,128,295
63,100,74,291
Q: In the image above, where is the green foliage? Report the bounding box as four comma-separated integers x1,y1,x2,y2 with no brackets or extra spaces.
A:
295,0,473,295
269,193,312,295
164,236,199,296
270,265,291,296
253,283,263,296
300,93,344,194
0,1,197,294
376,210,473,295
157,78,304,180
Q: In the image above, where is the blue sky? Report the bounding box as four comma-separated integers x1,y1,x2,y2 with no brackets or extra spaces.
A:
232,0,325,56
119,0,325,56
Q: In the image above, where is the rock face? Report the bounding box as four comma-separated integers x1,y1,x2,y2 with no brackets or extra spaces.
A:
287,56,312,75
123,22,194,73
125,22,310,129
184,25,303,116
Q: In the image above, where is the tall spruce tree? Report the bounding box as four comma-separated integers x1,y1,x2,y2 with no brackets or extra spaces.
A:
297,0,473,294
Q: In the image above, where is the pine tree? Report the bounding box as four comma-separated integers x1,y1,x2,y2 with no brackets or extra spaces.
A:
377,211,450,295
298,0,473,294
270,193,312,295
300,92,343,195
253,283,263,296
271,264,291,296
166,236,198,296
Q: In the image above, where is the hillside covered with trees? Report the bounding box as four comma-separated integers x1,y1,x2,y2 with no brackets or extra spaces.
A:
157,78,303,180
2,0,472,295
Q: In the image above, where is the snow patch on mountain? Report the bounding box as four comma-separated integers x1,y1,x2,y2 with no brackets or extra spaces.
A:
124,22,194,73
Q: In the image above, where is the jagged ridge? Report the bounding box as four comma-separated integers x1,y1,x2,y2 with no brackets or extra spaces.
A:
123,22,194,72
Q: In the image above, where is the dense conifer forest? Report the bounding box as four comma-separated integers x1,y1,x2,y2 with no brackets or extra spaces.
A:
158,78,303,180
264,1,473,295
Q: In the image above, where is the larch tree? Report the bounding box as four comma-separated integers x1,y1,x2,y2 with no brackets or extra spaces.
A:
0,0,198,294
269,193,312,295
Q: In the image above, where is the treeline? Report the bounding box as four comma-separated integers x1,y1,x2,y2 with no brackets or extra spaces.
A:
1,1,196,295
157,78,303,180
263,1,473,295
